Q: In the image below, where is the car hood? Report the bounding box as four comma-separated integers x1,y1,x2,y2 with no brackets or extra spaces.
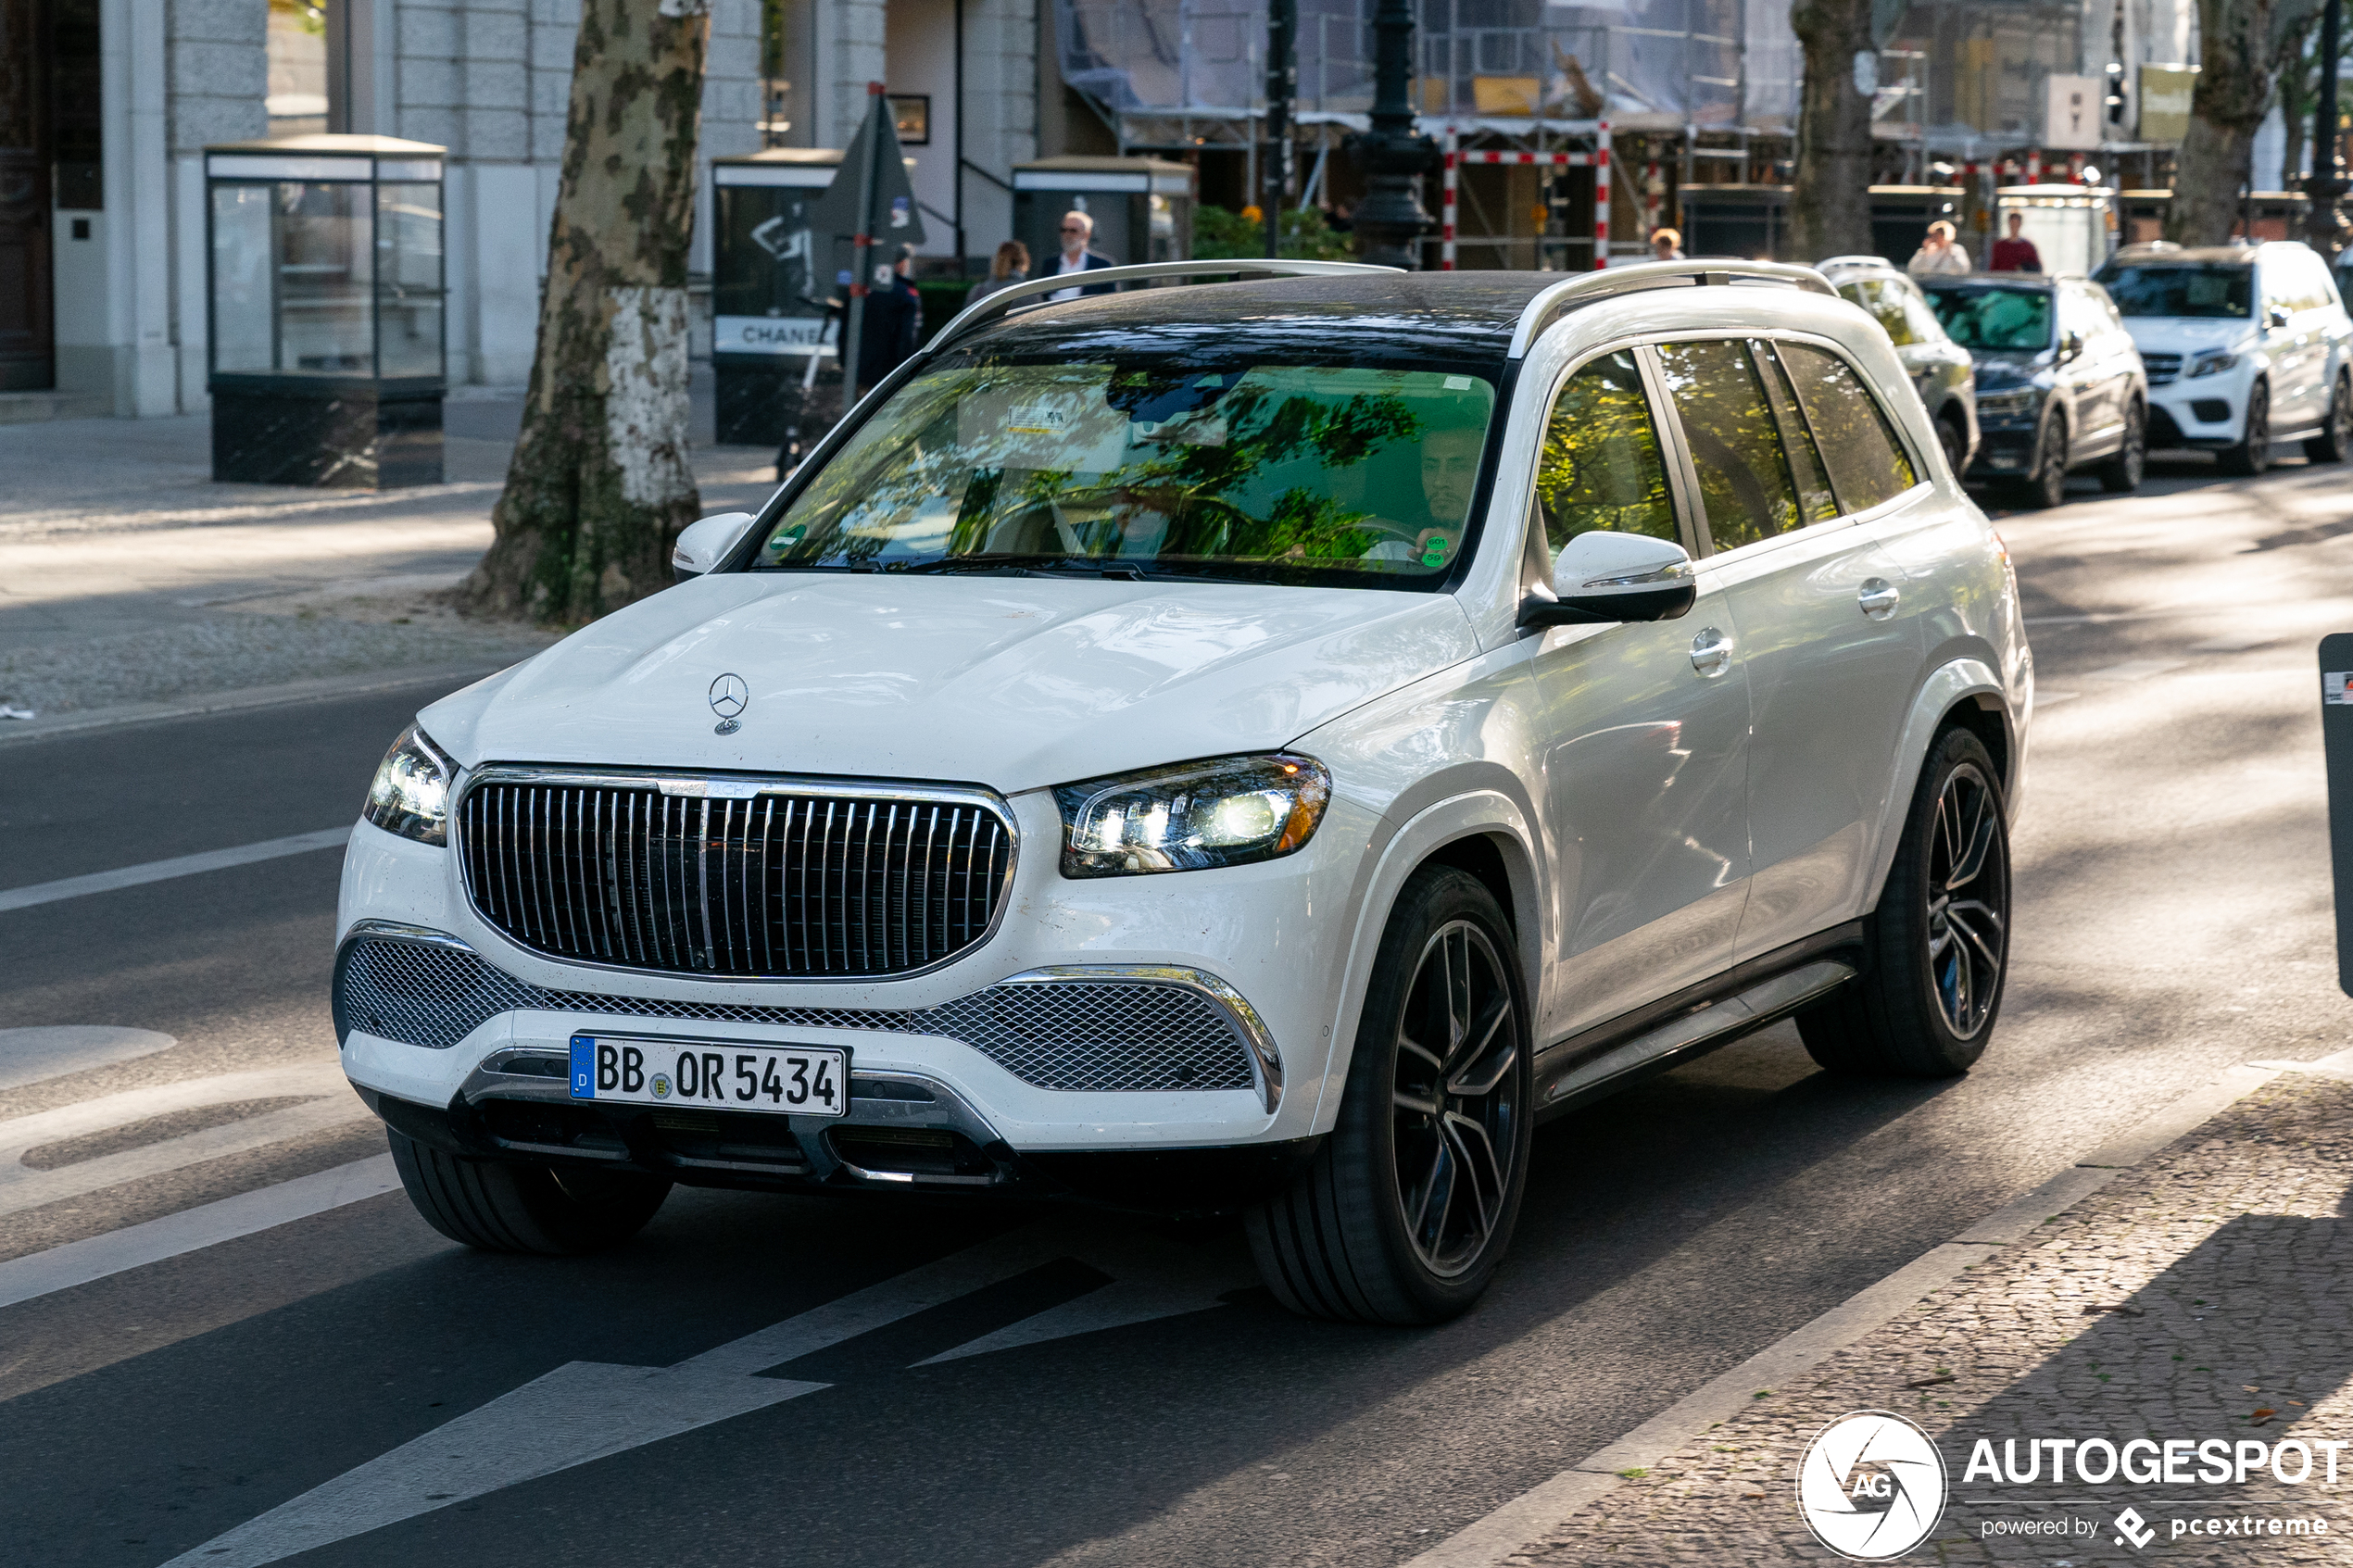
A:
1969,349,2051,390
421,573,1480,793
2120,317,2255,353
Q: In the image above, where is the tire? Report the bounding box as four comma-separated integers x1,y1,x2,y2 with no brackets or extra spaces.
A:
1936,412,1969,479
1797,726,2011,1078
2304,372,2350,464
389,1129,672,1255
1246,865,1533,1324
2007,415,2068,509
2096,399,2145,493
2217,382,2271,476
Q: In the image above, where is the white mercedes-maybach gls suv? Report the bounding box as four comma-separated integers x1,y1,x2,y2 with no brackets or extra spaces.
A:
338,257,2032,1323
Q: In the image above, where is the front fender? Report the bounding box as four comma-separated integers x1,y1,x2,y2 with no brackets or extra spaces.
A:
1309,790,1542,1135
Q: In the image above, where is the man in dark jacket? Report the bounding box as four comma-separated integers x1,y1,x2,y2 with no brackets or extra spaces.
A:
1046,211,1119,300
854,252,923,395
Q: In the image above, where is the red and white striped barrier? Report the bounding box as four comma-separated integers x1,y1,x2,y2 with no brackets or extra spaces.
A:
1440,122,1611,272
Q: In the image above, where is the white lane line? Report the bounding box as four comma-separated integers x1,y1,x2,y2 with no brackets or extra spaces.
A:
0,1154,399,1311
0,1025,176,1093
162,1219,1244,1568
0,1062,349,1152
0,1062,369,1221
0,1097,372,1221
1402,1062,2289,1568
0,827,350,914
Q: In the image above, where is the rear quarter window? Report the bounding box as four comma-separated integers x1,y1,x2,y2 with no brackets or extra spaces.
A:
1777,343,1919,514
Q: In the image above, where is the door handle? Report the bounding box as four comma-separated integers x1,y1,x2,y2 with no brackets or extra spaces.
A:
1858,578,1901,620
1690,627,1733,678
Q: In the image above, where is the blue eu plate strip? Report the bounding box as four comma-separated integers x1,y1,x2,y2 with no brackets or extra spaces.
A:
570,1035,596,1099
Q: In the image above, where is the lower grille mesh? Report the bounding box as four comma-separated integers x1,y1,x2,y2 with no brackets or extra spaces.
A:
334,936,1257,1094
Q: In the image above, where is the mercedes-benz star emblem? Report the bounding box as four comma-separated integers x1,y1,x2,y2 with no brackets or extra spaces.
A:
709,673,749,735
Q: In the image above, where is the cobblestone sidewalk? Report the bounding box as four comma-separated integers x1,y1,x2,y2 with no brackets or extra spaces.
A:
1513,1069,2353,1564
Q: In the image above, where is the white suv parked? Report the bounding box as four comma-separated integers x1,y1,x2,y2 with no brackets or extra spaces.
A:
342,258,2032,1323
2094,241,2353,474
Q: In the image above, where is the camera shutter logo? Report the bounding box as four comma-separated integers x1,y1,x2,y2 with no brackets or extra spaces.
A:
1795,1411,1948,1560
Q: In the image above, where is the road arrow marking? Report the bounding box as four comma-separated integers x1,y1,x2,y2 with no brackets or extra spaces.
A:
158,1217,1247,1567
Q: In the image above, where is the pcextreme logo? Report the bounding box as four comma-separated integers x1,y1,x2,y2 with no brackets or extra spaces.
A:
1796,1411,1949,1560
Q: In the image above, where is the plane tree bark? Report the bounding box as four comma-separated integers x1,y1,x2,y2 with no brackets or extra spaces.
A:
2168,0,2322,245
1790,0,1877,261
466,0,711,624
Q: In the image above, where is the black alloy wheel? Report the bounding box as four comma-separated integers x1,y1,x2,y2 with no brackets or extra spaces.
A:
2219,382,2271,476
2096,399,2145,493
1246,865,1533,1323
1922,758,2008,1041
1797,726,2011,1077
2305,373,2351,464
1390,918,1524,1278
2013,415,2069,509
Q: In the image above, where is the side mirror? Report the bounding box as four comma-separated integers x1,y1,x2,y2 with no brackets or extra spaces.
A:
2268,303,2293,330
672,511,757,581
2060,330,2085,361
1518,530,1697,630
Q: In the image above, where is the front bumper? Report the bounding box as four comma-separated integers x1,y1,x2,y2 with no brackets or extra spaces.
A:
2148,381,2245,448
335,785,1376,1171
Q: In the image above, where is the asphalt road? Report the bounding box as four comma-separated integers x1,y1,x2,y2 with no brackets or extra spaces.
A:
4,453,2350,1568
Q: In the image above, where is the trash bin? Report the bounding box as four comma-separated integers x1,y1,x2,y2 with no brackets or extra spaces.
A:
204,135,446,486
711,147,845,450
1011,157,1195,275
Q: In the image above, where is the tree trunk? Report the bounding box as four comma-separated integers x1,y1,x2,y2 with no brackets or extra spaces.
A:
1790,0,1877,262
2169,0,2321,245
466,0,711,625
2280,16,2320,190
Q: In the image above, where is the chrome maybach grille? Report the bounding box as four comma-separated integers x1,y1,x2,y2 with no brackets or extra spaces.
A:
457,774,1014,980
334,935,1261,1094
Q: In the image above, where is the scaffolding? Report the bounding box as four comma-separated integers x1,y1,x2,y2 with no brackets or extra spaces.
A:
1439,124,1613,270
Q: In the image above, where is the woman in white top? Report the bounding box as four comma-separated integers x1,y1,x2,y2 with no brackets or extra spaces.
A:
1907,220,1973,277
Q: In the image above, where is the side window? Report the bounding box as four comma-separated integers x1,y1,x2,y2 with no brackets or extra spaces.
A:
1898,286,1944,346
1534,349,1678,549
1756,344,1839,526
1778,343,1919,514
1861,281,1920,346
1655,338,1806,551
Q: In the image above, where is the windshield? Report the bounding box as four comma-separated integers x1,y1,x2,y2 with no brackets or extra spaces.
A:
1925,286,2054,350
751,362,1498,585
2093,264,2254,319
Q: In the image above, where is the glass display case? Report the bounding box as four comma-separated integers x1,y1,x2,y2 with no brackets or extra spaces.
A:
711,147,844,451
205,135,446,486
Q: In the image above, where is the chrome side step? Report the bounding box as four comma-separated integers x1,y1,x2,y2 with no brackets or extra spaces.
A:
1540,958,1858,1108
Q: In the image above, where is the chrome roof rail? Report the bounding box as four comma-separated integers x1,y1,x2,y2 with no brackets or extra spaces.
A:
1507,259,1840,358
926,257,1401,355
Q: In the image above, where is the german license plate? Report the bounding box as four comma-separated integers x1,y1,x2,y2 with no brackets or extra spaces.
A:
568,1035,848,1118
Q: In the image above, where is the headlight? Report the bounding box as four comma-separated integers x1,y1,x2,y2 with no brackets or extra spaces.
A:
363,725,453,846
2189,350,2240,379
1053,753,1331,877
1976,390,2036,416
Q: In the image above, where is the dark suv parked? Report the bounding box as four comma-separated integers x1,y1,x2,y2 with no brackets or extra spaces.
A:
1918,273,2149,508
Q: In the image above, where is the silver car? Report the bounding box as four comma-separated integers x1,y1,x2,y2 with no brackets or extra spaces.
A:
1820,256,1982,475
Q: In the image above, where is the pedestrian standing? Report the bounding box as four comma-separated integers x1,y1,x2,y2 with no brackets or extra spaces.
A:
1990,213,2043,273
966,241,1031,303
1650,227,1685,261
854,249,923,397
1047,211,1118,301
1907,220,1973,276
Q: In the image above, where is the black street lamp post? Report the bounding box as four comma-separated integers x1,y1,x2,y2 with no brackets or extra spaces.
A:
1346,0,1435,269
2310,0,2347,259
1265,0,1296,257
